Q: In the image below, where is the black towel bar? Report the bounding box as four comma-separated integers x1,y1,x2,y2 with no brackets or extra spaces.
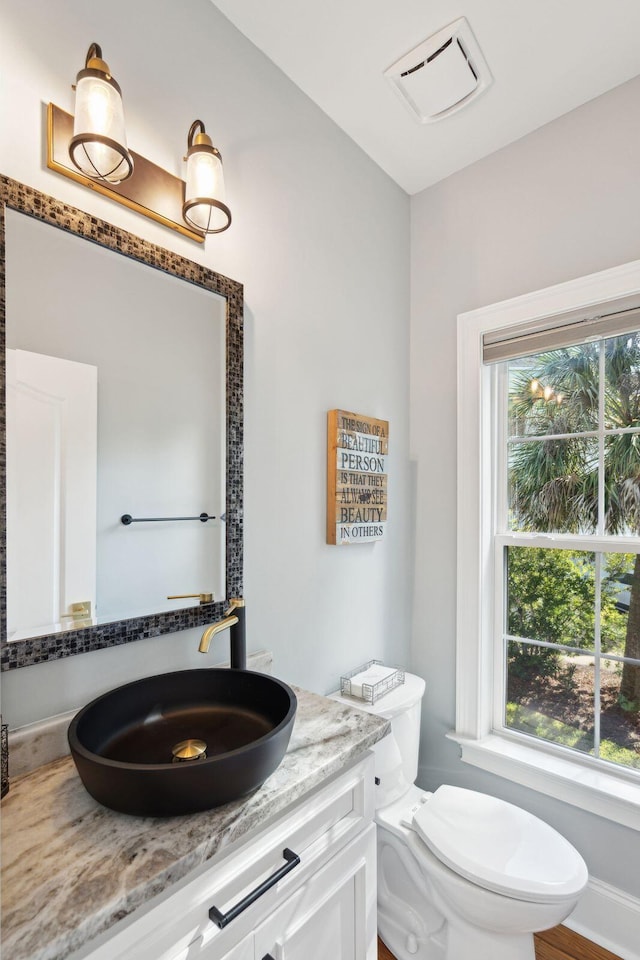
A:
121,512,223,525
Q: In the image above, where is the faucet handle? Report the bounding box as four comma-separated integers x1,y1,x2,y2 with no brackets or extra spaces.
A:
224,597,245,615
167,593,213,604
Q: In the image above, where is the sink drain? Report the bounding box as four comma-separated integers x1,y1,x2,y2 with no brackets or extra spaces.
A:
172,739,207,762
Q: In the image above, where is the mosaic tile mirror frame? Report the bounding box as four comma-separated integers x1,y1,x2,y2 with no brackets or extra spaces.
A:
0,176,243,670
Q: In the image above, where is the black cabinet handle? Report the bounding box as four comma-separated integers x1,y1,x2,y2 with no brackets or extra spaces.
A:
209,848,301,929
262,956,276,960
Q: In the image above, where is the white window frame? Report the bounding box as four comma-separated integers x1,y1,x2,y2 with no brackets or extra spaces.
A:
453,258,640,831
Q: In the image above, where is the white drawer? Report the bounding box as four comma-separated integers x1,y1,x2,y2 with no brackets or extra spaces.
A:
200,823,378,960
80,753,374,960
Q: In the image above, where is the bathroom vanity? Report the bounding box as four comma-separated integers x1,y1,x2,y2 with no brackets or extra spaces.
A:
1,687,388,960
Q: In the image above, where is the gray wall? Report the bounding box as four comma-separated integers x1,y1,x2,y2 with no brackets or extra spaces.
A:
0,0,410,725
410,74,640,898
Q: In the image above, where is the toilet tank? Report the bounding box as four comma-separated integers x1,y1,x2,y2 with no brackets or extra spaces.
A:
330,672,425,808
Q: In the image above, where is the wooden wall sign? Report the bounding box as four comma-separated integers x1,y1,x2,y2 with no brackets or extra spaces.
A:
327,409,389,545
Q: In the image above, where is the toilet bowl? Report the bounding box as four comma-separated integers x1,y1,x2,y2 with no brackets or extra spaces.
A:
331,673,588,960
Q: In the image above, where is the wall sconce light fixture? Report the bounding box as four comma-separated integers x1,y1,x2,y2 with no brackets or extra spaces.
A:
68,43,134,184
48,44,233,242
183,120,231,234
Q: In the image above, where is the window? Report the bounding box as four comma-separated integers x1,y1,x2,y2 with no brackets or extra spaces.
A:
500,337,640,770
455,261,640,830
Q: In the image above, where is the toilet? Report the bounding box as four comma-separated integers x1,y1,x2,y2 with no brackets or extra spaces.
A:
331,672,588,960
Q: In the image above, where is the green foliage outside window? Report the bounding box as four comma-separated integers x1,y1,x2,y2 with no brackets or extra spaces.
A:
506,333,640,710
507,547,629,680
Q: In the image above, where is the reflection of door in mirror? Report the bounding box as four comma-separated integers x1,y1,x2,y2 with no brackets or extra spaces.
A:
7,349,98,640
5,208,227,642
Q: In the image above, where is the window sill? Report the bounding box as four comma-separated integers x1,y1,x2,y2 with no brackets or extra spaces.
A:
448,731,640,831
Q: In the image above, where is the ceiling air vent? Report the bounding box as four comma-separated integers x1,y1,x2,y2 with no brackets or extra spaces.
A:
384,17,492,123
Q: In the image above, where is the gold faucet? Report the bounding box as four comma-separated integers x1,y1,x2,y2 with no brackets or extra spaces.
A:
199,599,245,654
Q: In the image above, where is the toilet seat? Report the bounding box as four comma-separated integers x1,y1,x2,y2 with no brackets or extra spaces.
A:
412,785,588,904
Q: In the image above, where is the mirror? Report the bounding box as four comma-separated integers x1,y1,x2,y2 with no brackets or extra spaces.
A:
6,209,227,638
0,177,244,671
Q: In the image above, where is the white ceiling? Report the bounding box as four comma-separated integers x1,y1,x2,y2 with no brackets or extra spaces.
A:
211,0,640,195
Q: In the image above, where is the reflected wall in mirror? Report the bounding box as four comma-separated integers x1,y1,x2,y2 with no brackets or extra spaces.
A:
0,177,243,670
7,210,226,638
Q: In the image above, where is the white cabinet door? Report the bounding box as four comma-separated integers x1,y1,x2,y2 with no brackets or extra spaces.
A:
202,933,254,960
254,823,377,960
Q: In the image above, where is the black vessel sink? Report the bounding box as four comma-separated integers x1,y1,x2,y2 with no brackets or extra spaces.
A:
68,669,297,817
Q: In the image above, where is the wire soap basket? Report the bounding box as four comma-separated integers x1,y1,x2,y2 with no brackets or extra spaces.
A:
340,660,405,705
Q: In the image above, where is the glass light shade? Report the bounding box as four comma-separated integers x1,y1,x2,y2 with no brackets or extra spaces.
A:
183,131,231,234
69,48,133,184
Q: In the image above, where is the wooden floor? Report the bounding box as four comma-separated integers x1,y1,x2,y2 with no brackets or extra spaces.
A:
378,925,622,960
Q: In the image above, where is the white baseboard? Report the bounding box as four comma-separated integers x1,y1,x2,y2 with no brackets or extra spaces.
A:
565,876,640,960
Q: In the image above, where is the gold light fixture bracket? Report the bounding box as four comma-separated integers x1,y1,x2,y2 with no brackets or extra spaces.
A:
84,43,111,77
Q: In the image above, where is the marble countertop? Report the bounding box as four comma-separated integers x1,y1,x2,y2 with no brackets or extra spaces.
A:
1,686,388,960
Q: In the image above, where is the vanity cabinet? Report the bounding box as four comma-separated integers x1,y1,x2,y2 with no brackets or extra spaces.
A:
203,827,375,960
75,753,377,960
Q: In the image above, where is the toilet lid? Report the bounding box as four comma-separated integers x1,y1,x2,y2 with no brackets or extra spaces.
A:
412,785,588,903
